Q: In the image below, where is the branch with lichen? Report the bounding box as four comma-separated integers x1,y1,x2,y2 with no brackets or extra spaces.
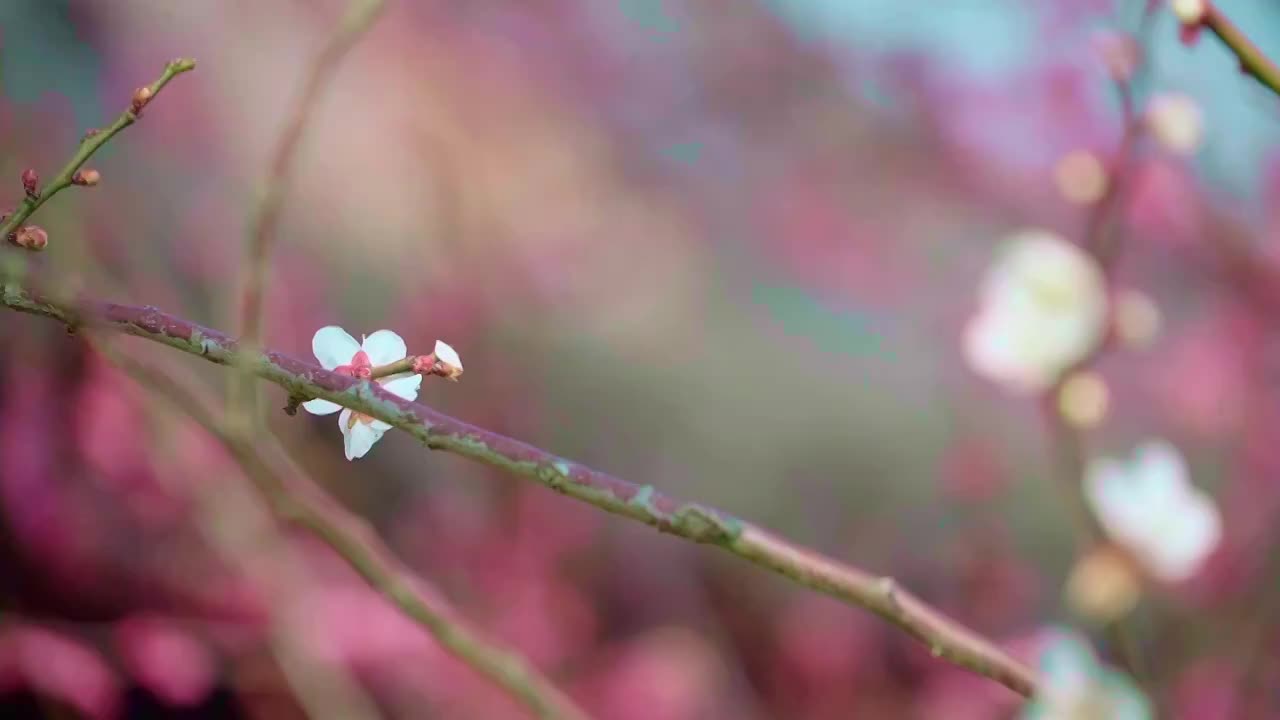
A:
1172,0,1280,99
99,348,589,720
0,58,196,248
0,285,1040,699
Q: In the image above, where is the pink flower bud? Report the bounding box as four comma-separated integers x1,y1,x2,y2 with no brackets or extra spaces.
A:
21,168,38,197
132,86,154,113
72,169,101,187
11,225,48,251
1092,31,1139,84
1179,23,1203,47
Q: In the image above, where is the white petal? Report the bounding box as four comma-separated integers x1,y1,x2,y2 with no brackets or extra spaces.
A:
361,330,407,367
342,416,383,461
1037,629,1098,699
381,374,422,402
963,310,1051,393
302,398,342,415
1086,457,1164,547
1146,491,1222,581
312,326,360,370
369,419,392,432
434,340,462,370
1132,440,1190,495
1096,670,1154,720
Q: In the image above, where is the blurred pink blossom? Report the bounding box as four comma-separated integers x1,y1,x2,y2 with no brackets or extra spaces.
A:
114,614,216,707
0,625,119,720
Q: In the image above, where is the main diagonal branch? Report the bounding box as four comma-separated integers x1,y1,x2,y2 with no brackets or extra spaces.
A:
0,285,1040,698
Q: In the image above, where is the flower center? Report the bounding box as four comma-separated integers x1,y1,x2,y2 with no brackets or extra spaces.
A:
1028,275,1081,310
335,350,373,379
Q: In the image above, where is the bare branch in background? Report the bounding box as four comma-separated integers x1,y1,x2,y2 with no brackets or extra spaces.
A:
105,348,591,720
233,0,387,422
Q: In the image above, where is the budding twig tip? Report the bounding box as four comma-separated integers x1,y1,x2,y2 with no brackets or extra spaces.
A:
20,169,38,199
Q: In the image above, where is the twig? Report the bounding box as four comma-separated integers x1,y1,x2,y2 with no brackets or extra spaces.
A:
0,58,196,242
233,0,386,420
1176,1,1280,99
119,349,384,720
1041,3,1163,685
0,286,1040,698
103,349,590,720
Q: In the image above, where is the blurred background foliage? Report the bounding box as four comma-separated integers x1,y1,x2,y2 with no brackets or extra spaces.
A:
1,0,1278,717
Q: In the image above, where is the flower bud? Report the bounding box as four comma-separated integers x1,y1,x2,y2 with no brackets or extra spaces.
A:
1146,93,1204,156
1114,290,1161,348
1180,22,1204,47
1058,371,1110,428
1066,545,1141,624
430,340,464,380
72,169,101,187
11,225,48,251
1054,150,1108,205
1170,0,1206,25
21,169,38,198
131,86,154,113
1092,31,1139,85
411,341,465,381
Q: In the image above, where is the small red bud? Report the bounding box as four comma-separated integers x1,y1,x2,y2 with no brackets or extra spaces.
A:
72,169,101,187
21,169,38,198
11,225,48,251
410,355,435,375
82,128,101,142
1179,23,1203,48
131,86,154,113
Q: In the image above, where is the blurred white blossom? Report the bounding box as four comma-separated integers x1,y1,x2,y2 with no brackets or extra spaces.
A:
1021,628,1151,720
964,230,1108,393
304,326,422,461
1146,94,1203,156
1085,440,1222,582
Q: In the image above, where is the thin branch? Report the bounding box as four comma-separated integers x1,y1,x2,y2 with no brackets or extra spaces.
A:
1177,2,1280,99
1041,4,1163,685
0,58,196,241
103,349,590,720
120,350,385,720
234,0,386,419
0,285,1040,698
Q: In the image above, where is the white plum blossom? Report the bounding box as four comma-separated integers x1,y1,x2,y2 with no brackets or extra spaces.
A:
1021,628,1151,720
964,230,1108,393
303,326,422,461
1084,440,1222,582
